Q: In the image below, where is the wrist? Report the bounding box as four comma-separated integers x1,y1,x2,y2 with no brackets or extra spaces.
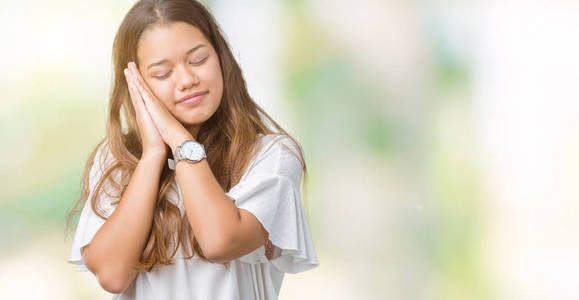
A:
169,133,194,153
140,152,167,166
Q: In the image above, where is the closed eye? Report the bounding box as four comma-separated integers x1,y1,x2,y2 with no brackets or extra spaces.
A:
190,56,208,65
153,57,208,80
154,72,171,80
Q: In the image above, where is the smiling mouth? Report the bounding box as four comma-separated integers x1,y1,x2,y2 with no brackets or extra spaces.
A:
178,91,208,105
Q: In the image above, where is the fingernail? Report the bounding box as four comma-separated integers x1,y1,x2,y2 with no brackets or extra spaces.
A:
123,69,128,77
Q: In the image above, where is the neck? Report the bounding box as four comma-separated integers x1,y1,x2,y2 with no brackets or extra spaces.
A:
186,124,201,140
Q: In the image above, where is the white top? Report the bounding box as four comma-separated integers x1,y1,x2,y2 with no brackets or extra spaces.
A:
68,133,319,300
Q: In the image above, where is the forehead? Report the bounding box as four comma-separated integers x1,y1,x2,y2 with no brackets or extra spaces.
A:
137,21,210,64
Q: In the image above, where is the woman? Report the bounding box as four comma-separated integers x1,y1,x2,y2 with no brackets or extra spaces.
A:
65,0,319,299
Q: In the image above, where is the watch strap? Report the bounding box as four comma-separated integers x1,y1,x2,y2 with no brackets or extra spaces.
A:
167,144,182,170
168,158,177,170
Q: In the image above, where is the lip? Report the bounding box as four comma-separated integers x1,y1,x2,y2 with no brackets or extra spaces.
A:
177,91,208,105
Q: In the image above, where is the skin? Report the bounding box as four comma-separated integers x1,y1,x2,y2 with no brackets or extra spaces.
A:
135,20,224,144
82,21,272,294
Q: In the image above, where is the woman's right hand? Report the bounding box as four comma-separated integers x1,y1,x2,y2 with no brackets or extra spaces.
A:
124,68,167,160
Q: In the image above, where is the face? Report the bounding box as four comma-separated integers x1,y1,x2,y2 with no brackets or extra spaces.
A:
136,21,223,133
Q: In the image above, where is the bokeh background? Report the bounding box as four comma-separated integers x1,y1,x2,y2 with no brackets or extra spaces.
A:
1,0,579,299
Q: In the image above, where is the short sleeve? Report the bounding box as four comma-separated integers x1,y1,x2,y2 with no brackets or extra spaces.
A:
67,141,121,272
226,134,319,274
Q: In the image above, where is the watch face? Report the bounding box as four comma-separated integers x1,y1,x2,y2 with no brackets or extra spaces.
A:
180,140,205,161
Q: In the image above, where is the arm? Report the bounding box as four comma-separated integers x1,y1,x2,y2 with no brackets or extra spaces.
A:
82,154,165,293
123,61,267,263
170,135,269,263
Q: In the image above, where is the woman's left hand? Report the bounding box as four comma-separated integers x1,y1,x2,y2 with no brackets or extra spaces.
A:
127,61,193,151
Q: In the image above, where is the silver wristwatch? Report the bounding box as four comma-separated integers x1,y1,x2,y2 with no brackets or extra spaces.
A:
168,140,206,170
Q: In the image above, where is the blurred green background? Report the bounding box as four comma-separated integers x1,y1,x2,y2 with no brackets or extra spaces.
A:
1,0,579,299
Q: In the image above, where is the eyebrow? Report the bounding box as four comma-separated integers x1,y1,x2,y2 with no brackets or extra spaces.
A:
145,44,206,70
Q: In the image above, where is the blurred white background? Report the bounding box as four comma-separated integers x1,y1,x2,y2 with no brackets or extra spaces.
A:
0,0,578,299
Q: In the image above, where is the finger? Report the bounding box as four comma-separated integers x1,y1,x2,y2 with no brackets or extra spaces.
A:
129,62,154,96
125,68,139,108
126,69,163,140
128,63,170,120
127,64,153,110
131,74,163,118
125,68,146,116
129,62,156,100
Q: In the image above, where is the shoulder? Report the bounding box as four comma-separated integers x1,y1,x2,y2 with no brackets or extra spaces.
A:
255,133,302,160
91,140,117,174
244,133,304,184
88,139,125,188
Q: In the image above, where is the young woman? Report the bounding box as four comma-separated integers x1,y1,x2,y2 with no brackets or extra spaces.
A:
65,0,319,299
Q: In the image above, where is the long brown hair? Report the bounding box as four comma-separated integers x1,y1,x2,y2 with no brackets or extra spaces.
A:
65,0,307,272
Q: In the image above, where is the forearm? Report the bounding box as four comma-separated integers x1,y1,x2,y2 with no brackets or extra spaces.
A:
175,158,241,258
169,134,241,259
84,155,164,286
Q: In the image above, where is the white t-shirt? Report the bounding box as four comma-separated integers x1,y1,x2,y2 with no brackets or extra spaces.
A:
68,133,319,300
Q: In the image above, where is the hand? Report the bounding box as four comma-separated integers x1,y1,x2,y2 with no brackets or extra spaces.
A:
127,62,193,151
124,68,167,159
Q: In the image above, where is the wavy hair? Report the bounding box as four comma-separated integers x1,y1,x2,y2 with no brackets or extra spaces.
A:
65,0,307,272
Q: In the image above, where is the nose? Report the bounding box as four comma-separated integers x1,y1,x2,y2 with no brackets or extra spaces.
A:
176,64,200,91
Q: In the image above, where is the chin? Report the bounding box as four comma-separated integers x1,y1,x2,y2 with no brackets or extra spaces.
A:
180,118,202,126
181,115,209,127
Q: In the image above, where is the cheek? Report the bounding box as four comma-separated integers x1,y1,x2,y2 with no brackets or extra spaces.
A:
205,60,223,93
149,82,174,108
